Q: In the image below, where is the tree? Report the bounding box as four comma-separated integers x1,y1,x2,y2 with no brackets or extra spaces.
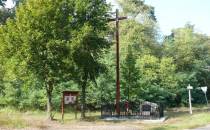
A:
136,55,178,104
119,20,159,58
118,0,156,21
99,0,160,104
0,0,76,120
0,0,110,119
117,0,160,58
0,0,21,25
71,0,110,118
121,45,139,102
0,0,6,6
97,47,116,104
0,8,14,24
162,24,210,105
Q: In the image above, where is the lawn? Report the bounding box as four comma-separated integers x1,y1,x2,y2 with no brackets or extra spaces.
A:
0,106,210,130
146,108,210,130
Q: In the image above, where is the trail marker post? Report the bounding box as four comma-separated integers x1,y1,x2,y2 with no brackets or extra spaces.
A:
187,84,193,114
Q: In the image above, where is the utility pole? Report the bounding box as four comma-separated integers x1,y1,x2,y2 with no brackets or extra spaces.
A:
109,9,127,116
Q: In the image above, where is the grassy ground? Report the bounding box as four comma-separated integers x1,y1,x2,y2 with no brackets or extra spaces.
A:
0,106,210,130
0,108,27,128
146,108,210,130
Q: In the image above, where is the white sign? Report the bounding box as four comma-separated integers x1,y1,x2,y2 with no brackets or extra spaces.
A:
64,95,76,104
201,86,208,93
187,84,193,90
187,84,193,114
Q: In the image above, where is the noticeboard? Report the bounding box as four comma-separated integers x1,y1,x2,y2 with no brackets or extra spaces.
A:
61,91,79,120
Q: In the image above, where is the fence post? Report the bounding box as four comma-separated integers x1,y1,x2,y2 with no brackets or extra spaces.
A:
159,103,164,118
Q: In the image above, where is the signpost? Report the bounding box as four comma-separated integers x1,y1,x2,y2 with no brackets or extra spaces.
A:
187,84,193,114
61,91,79,120
201,86,208,105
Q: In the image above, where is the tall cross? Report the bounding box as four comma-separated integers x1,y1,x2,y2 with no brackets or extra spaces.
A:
109,9,127,116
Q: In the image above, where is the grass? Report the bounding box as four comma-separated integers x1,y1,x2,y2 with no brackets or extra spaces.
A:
0,108,27,128
144,106,210,130
147,112,210,130
0,106,210,130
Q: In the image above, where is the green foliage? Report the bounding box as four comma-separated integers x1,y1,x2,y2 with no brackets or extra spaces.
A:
97,49,116,104
136,55,177,104
70,0,110,118
0,0,79,120
117,0,156,21
0,8,13,24
0,0,110,119
0,0,210,115
162,24,210,106
121,45,139,101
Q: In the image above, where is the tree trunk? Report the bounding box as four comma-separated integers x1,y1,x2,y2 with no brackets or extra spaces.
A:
46,81,53,120
81,76,87,119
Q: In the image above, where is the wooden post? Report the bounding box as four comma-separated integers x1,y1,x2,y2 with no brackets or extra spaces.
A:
187,84,193,114
75,96,78,119
61,93,64,120
115,9,120,116
189,89,192,114
109,9,127,116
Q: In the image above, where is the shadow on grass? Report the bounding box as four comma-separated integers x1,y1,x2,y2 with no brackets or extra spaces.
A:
80,116,100,122
151,126,177,130
151,128,168,130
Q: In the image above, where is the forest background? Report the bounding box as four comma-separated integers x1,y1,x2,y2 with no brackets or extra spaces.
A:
0,0,210,119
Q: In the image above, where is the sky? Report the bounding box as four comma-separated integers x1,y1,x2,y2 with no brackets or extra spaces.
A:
5,0,14,8
107,0,210,36
5,0,210,36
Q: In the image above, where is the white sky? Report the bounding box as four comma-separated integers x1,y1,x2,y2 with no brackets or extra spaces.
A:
145,0,210,36
108,0,210,36
5,0,15,8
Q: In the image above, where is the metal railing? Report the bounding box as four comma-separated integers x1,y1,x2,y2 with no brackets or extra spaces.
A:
101,101,164,119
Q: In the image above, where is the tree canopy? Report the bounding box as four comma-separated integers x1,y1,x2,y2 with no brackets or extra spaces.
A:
0,0,6,6
0,0,210,120
0,0,110,119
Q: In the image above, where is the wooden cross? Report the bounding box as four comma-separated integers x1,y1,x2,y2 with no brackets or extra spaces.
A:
108,9,127,116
